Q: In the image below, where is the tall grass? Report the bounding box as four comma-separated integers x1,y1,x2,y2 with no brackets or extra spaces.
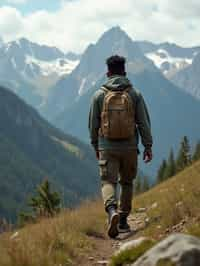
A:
0,200,106,266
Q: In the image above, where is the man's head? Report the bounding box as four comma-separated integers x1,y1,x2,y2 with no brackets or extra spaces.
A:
106,55,126,77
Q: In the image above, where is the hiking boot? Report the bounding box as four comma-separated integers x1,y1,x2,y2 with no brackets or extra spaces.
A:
107,206,119,238
118,214,131,233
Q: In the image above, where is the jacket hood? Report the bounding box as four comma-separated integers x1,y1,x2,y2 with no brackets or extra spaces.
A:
103,75,132,91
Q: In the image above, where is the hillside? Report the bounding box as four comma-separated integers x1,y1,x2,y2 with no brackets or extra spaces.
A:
0,86,98,221
0,159,200,265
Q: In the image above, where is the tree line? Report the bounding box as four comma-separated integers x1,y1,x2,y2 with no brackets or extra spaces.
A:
157,136,200,183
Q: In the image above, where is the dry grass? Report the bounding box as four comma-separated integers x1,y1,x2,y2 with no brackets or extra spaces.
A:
133,160,200,238
0,200,106,266
0,160,200,266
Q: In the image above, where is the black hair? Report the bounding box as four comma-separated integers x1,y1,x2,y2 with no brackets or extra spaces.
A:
106,55,126,75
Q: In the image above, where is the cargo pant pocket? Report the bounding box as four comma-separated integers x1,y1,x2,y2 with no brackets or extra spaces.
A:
99,160,108,179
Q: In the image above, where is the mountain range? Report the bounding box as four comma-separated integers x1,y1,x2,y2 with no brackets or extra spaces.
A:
0,38,80,109
0,86,98,221
1,26,200,177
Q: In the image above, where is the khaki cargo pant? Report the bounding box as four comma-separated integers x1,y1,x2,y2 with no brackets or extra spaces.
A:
99,150,138,216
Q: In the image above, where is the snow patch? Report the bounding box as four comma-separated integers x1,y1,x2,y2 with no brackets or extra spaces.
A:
11,57,17,69
25,55,79,77
146,49,193,70
78,78,87,96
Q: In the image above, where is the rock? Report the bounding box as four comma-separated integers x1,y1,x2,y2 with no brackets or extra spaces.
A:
10,231,19,240
132,233,200,266
165,228,170,233
116,237,149,255
136,208,147,213
176,201,183,207
151,202,158,209
97,260,108,265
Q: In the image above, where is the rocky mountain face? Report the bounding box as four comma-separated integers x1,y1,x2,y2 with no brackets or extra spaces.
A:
0,86,98,221
171,52,200,99
0,38,80,109
42,26,155,120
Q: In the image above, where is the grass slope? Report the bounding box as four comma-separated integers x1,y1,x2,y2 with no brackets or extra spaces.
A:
0,160,200,266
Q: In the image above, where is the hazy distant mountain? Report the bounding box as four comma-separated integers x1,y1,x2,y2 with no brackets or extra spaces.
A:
0,86,98,221
137,41,200,79
171,52,200,99
0,36,4,48
0,38,79,108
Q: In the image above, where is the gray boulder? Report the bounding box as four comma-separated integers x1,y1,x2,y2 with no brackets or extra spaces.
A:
132,233,200,266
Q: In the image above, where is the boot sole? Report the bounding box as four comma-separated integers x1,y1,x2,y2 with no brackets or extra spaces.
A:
108,213,119,238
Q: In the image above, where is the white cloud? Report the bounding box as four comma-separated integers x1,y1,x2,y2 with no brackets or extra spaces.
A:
0,0,200,53
0,7,24,38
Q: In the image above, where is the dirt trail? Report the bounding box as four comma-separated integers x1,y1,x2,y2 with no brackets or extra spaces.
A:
76,212,148,266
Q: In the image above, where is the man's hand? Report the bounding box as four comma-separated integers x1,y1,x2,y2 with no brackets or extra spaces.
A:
95,150,99,160
143,148,153,163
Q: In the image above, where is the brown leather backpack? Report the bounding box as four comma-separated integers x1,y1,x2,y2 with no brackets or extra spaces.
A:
99,86,135,140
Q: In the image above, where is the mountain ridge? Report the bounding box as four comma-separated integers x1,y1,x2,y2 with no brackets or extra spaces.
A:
0,85,99,221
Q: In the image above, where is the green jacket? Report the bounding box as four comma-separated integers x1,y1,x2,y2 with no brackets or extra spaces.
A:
88,75,153,151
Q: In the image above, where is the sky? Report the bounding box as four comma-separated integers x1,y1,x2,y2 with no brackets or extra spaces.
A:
0,0,200,53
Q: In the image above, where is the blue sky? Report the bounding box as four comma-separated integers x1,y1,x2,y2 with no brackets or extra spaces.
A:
0,0,200,52
0,0,61,14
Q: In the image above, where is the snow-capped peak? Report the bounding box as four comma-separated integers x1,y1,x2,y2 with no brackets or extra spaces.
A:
25,55,79,77
145,49,193,77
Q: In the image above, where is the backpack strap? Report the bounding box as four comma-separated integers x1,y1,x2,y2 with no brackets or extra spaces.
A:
101,86,109,93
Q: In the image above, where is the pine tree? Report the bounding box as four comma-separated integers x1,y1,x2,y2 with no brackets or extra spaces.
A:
157,159,167,183
176,136,192,172
193,141,200,161
165,148,176,178
29,179,61,217
19,179,61,226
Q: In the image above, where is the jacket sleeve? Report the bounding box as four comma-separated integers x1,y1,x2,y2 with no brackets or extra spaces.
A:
135,93,153,149
88,93,101,150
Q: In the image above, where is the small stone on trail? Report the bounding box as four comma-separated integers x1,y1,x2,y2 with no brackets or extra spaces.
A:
151,202,158,209
10,231,19,240
116,237,149,254
97,260,108,265
165,228,170,233
136,207,147,213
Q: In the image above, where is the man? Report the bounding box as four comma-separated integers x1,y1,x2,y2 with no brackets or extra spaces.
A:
89,55,153,238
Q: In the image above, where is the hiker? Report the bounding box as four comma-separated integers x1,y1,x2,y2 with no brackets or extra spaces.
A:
88,55,153,238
